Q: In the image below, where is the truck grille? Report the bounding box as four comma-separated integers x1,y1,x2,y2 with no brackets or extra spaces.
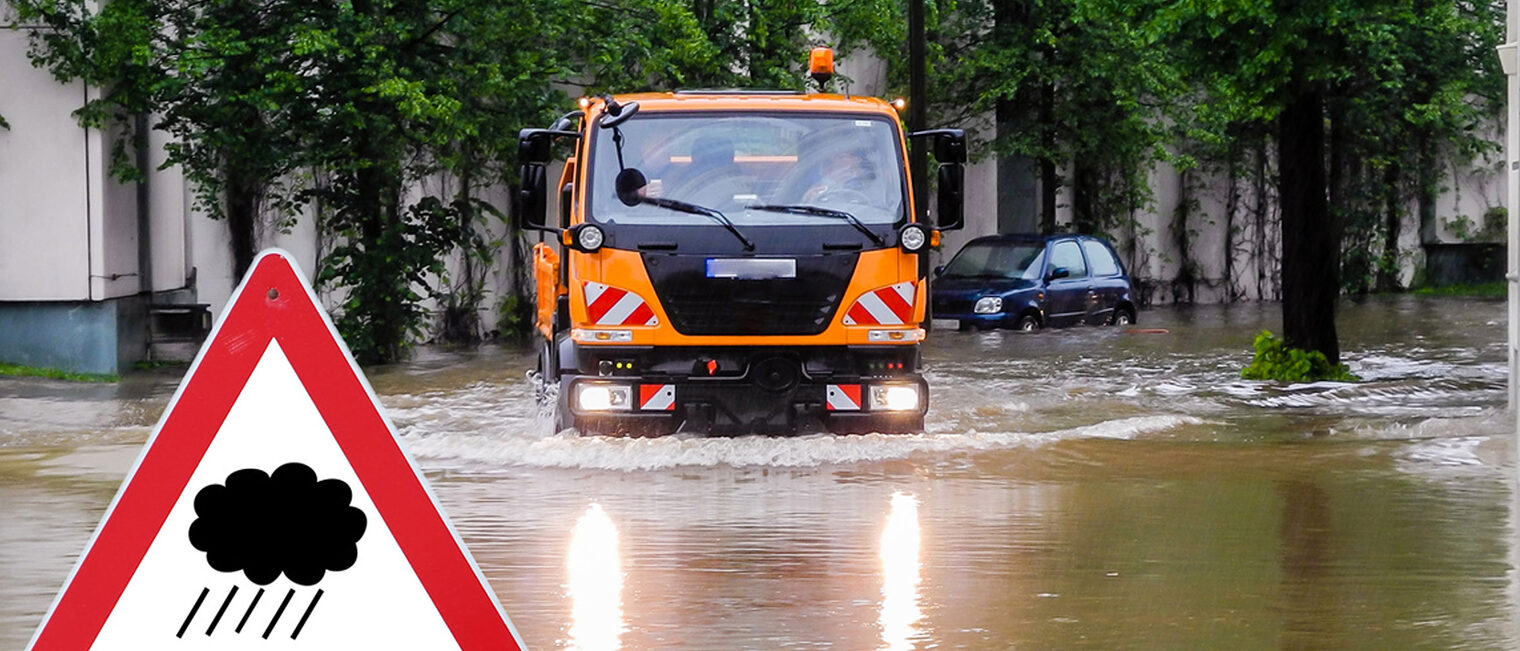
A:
644,253,858,336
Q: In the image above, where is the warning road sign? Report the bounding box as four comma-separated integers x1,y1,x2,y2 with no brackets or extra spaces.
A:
28,250,525,650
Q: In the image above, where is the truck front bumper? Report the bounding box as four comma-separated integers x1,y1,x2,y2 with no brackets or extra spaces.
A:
559,345,926,435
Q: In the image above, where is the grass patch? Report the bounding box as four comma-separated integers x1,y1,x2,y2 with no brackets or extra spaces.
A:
1410,282,1506,297
0,362,118,383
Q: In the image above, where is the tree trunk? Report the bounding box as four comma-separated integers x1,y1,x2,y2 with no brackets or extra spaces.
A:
1224,135,1242,302
1277,86,1340,365
1255,134,1271,300
1072,157,1096,234
1172,169,1195,303
1415,132,1438,245
1375,163,1403,292
225,172,259,279
1038,82,1057,234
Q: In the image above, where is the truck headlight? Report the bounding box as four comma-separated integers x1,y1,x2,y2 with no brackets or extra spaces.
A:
869,384,921,411
572,328,634,343
973,297,1003,314
575,383,631,411
571,224,604,252
899,224,929,252
867,328,925,342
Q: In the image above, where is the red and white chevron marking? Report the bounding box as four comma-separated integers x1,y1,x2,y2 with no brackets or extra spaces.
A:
639,384,676,411
584,281,658,326
825,384,861,411
842,282,916,326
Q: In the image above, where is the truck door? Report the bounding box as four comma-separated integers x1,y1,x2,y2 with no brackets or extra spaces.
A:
1044,239,1090,327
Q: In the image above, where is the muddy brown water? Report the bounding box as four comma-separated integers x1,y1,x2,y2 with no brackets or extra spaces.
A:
1,296,1514,649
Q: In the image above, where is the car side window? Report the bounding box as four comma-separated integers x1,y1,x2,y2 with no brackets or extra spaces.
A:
1082,240,1120,276
1050,241,1087,278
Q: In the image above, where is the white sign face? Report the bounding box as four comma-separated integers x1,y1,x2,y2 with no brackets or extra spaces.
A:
93,341,460,649
28,250,523,651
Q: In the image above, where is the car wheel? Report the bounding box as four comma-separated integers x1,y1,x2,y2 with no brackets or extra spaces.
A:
1111,307,1135,327
1017,314,1041,331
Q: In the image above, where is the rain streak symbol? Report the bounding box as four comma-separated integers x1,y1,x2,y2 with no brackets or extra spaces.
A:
177,462,367,640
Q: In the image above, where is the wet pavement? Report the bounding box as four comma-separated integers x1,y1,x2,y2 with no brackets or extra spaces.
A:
1,296,1514,648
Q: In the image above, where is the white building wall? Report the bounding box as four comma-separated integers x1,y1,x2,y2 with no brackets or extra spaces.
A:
95,118,140,299
2,24,196,303
0,25,93,301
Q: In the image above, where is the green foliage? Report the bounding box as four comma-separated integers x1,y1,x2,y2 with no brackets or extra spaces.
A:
1411,282,1506,298
1241,331,1358,383
10,0,1505,365
0,362,118,382
891,0,1176,234
1441,207,1506,243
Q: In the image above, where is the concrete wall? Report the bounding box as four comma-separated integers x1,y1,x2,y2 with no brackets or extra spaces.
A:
1,20,195,373
0,299,145,375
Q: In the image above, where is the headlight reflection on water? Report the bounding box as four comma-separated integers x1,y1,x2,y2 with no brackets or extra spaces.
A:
879,492,924,651
567,503,624,651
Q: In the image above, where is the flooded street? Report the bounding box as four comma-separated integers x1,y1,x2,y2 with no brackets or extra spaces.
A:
1,296,1514,649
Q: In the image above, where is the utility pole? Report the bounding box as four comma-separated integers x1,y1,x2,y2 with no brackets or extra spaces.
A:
908,0,927,187
1503,2,1518,411
908,0,930,322
1502,0,1520,615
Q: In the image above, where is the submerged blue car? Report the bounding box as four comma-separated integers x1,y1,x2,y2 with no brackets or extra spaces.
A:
931,234,1136,331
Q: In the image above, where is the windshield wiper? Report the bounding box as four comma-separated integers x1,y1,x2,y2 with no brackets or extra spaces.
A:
636,196,754,250
745,204,886,247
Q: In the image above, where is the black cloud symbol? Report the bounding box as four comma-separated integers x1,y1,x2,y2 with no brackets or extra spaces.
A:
189,462,367,586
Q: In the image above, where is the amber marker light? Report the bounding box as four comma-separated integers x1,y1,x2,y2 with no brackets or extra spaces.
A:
578,96,591,109
891,97,907,112
810,47,835,86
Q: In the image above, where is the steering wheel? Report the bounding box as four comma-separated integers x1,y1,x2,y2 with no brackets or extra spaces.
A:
812,187,872,206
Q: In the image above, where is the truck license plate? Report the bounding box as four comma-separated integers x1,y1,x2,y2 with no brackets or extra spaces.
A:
705,258,797,279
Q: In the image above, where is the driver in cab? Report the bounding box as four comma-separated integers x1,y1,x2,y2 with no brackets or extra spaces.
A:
801,149,874,204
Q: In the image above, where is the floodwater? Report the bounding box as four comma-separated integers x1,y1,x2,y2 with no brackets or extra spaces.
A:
1,296,1515,649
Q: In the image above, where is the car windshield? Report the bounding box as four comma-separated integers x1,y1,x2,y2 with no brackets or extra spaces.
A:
943,242,1045,280
588,112,906,226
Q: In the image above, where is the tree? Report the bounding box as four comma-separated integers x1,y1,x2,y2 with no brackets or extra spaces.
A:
873,0,1179,237
1151,0,1504,364
12,0,315,278
11,0,580,362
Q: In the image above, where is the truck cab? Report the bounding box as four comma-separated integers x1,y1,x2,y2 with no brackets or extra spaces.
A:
518,80,964,435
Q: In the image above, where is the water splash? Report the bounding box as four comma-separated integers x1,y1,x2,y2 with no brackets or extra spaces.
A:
398,415,1204,471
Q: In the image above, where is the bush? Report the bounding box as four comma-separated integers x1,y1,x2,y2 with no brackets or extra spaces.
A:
1240,331,1358,382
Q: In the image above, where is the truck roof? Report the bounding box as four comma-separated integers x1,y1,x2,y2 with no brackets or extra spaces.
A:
603,92,901,118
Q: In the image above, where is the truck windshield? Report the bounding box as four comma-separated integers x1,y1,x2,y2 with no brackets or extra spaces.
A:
589,113,906,226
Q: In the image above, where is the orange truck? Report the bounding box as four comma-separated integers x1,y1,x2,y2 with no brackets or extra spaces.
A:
516,51,965,435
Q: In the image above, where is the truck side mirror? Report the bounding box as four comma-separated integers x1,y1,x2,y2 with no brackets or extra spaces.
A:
933,129,967,164
936,163,964,231
516,128,579,233
908,128,968,231
517,163,549,231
